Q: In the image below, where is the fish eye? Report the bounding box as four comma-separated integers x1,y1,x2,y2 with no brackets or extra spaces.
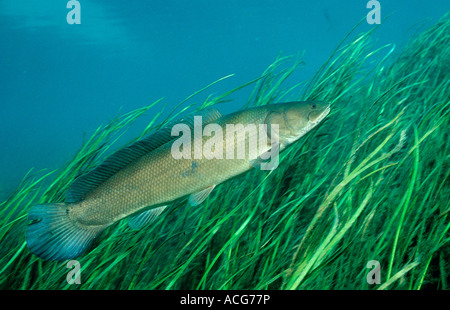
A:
311,103,317,109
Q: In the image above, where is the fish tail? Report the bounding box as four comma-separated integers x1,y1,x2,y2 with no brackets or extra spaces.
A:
26,203,104,261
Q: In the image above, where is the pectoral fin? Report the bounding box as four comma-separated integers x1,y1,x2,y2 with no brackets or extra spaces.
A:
250,158,264,169
128,206,167,230
250,142,280,170
188,185,216,206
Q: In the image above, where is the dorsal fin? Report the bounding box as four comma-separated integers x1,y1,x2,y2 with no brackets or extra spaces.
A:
66,107,222,203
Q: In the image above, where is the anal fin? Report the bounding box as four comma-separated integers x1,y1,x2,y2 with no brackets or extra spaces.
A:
128,206,167,230
188,185,216,206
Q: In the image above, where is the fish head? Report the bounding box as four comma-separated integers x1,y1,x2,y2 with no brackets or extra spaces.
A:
265,101,330,146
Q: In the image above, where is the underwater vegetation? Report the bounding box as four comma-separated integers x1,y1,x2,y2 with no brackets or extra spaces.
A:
0,12,449,290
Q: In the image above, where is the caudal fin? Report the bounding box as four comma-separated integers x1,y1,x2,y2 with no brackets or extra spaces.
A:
26,203,104,261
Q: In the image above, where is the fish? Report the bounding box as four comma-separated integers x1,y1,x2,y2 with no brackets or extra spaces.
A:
26,101,330,261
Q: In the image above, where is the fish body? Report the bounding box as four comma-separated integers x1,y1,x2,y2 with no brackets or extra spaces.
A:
26,101,330,260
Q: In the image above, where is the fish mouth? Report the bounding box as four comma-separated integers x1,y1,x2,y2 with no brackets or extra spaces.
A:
309,104,330,125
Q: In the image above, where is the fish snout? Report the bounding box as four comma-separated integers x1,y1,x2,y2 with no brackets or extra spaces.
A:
308,101,330,123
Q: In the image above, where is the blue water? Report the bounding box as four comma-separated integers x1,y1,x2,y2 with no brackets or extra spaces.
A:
0,0,448,193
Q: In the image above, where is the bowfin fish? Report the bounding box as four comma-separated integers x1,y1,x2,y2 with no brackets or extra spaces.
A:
26,101,330,261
